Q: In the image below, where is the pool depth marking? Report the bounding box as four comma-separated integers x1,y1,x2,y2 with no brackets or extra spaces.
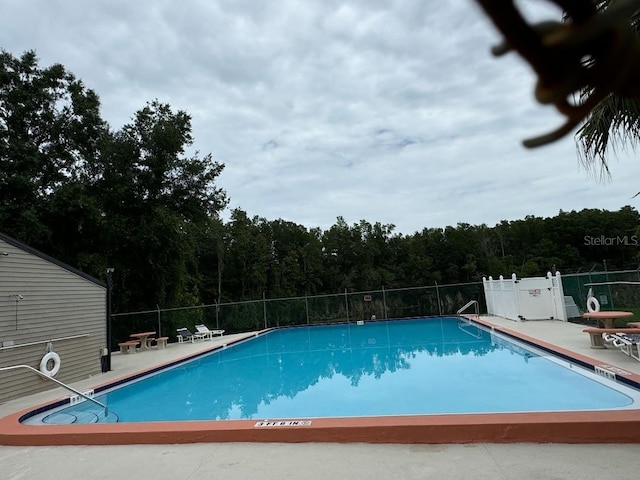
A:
596,365,633,377
255,420,313,427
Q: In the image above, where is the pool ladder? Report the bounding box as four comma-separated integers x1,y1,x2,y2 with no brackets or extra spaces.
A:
456,300,482,338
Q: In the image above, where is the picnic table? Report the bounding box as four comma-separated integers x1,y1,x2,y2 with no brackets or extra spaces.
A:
130,331,156,350
583,311,633,330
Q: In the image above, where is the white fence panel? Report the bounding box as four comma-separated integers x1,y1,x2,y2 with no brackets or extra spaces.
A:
483,272,567,321
483,274,519,321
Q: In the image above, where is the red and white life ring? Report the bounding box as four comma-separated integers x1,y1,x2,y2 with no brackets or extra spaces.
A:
40,351,61,377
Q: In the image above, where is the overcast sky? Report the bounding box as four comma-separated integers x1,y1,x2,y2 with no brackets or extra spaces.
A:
3,0,639,235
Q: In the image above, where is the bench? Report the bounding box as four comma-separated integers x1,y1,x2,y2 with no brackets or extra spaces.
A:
154,337,168,349
583,328,640,349
118,340,140,354
627,322,640,328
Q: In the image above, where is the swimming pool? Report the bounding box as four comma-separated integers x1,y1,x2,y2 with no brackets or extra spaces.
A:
5,315,640,445
21,317,640,425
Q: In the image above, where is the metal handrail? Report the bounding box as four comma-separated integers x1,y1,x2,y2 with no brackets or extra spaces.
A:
457,300,479,319
456,300,482,338
0,364,108,417
0,334,90,352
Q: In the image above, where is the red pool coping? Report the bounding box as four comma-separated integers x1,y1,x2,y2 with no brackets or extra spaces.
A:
2,318,640,446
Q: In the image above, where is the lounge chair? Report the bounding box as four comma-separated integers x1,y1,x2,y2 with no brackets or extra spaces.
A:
176,327,207,343
195,324,225,340
602,333,640,361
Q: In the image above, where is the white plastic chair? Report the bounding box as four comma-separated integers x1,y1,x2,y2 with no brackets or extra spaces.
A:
195,324,225,340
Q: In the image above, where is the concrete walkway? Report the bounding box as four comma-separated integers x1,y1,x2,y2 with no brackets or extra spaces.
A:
2,442,639,480
2,320,640,480
477,315,640,375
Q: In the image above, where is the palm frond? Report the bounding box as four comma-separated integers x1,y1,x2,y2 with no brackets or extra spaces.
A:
573,0,640,178
576,94,640,179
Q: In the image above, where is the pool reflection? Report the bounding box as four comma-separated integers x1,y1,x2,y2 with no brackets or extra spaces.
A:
40,318,632,424
108,319,503,421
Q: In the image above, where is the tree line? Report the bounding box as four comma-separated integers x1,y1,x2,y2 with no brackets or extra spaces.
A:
2,50,639,314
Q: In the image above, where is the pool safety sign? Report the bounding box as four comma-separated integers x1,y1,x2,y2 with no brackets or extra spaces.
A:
254,420,312,427
528,289,540,297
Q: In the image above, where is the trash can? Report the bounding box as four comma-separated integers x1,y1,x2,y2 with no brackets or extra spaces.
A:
100,347,110,373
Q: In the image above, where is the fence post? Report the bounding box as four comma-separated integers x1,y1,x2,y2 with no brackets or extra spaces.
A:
482,277,490,315
435,281,442,315
382,285,388,319
344,288,349,323
603,260,615,310
305,295,309,325
263,291,267,329
498,275,505,319
546,271,556,320
487,276,494,316
554,271,567,321
156,304,162,337
511,273,521,321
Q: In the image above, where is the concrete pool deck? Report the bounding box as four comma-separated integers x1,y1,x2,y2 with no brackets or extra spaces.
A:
476,315,640,377
2,318,640,479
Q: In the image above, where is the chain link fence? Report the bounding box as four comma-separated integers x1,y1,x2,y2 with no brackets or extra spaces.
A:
561,269,640,325
110,270,640,349
110,282,484,349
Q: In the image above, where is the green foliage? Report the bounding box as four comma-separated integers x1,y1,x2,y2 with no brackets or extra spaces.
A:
0,50,229,313
2,50,640,321
95,100,228,310
0,50,106,247
574,1,640,173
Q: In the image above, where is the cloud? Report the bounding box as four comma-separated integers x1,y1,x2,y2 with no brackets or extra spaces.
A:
2,0,638,235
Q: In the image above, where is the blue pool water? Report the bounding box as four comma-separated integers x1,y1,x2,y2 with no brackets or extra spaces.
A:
26,317,640,425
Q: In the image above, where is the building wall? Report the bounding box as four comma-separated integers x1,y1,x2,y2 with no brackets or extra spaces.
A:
0,236,106,403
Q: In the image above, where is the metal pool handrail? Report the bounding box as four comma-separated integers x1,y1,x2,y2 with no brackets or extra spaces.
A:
457,300,479,319
457,300,482,338
0,364,109,417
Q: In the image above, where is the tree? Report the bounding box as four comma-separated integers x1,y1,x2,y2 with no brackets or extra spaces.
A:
0,50,106,246
357,221,398,289
97,101,228,310
320,217,363,292
266,219,323,297
222,209,271,300
193,216,227,305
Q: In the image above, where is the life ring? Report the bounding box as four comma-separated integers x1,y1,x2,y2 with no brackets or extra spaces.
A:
586,296,600,313
40,351,61,377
